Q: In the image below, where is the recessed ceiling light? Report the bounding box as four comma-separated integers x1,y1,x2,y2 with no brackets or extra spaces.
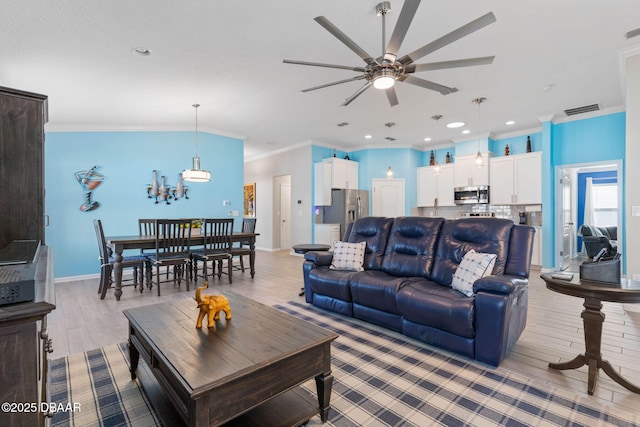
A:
365,135,372,139
462,129,470,134
446,122,465,129
424,137,432,142
132,47,152,56
505,120,515,125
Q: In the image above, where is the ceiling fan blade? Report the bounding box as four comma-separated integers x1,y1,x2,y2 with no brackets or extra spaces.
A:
341,82,373,106
283,59,366,72
301,76,367,93
385,87,399,107
405,56,495,73
385,0,421,62
399,75,458,95
399,12,497,65
315,16,375,65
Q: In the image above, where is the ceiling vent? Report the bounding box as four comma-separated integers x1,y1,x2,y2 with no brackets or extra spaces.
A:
626,27,640,39
384,136,396,141
336,122,349,127
564,104,600,116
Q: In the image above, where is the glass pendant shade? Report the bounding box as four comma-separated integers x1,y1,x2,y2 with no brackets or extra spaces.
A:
183,156,211,182
386,166,394,178
475,151,484,167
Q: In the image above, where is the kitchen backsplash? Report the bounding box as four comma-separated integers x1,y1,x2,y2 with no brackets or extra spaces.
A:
416,204,542,226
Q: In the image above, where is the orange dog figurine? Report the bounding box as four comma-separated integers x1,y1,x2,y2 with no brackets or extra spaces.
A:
194,282,232,329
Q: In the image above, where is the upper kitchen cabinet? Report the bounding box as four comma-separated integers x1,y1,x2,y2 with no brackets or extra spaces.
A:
453,153,490,188
325,157,358,189
490,152,542,205
417,164,455,207
0,86,48,248
314,158,359,206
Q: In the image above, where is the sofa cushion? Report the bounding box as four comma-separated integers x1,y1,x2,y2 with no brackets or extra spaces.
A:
349,270,410,314
452,250,497,297
345,217,394,270
396,280,476,338
381,217,444,278
431,218,513,286
308,266,354,301
330,241,366,271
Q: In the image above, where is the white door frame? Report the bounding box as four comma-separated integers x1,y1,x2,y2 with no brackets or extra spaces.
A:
553,160,623,270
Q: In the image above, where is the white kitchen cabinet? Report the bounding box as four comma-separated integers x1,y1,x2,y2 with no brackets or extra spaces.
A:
315,224,341,248
489,152,542,205
314,162,332,206
453,153,490,188
417,164,455,207
323,157,358,189
315,158,359,206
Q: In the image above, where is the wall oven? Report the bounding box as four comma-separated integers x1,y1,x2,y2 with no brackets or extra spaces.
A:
454,186,489,205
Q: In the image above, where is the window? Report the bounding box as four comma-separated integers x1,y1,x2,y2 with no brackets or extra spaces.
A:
592,183,617,226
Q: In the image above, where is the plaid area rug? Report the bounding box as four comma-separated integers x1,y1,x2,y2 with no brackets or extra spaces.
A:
48,301,639,427
49,343,161,427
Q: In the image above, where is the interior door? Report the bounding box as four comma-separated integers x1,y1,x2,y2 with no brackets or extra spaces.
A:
372,179,405,217
280,183,292,249
561,169,573,270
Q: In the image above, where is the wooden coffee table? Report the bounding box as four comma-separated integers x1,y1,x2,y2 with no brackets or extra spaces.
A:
541,273,640,395
123,292,338,426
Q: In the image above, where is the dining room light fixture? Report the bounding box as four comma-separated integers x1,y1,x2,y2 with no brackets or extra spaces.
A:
183,104,211,182
472,97,487,167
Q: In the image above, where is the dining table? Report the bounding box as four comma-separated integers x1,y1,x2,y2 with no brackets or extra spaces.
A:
105,232,259,301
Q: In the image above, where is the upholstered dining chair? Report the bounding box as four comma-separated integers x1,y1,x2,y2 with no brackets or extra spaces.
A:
192,218,234,283
94,219,150,299
231,217,256,272
147,219,192,296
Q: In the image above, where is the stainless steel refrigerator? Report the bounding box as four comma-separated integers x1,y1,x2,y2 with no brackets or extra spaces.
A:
323,189,369,238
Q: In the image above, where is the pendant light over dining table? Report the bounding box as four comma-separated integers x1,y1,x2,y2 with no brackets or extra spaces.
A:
182,103,211,182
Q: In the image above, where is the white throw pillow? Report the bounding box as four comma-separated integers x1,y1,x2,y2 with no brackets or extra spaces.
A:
452,250,497,297
330,241,366,271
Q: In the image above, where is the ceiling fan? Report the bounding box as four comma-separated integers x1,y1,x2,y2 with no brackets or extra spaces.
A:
283,0,496,107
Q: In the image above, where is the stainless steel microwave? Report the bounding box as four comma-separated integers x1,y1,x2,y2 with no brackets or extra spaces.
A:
454,186,489,205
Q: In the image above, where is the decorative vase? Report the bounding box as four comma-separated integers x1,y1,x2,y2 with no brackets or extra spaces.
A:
344,153,350,160
429,150,435,166
445,152,451,164
505,144,510,156
526,136,532,153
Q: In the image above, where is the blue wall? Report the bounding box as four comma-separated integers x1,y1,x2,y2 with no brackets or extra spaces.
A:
45,131,244,278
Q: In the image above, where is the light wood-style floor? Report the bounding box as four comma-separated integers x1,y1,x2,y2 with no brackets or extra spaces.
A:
49,250,640,413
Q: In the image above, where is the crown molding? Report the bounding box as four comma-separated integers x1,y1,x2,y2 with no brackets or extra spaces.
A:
44,123,246,141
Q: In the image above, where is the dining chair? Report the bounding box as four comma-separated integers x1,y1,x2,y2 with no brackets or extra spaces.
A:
94,219,150,299
147,219,192,296
231,217,256,272
192,218,233,284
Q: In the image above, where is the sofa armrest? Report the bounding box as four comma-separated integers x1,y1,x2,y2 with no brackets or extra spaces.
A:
304,251,333,266
473,274,528,295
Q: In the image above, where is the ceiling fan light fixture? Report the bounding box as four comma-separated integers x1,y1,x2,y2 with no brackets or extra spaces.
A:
373,70,396,89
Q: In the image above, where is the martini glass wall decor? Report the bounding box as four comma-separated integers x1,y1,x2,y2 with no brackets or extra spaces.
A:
75,166,104,212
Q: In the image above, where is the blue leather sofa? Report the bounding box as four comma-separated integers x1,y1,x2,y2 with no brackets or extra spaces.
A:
303,216,535,366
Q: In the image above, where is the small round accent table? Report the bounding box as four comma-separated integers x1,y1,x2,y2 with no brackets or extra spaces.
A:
293,244,331,296
292,244,331,254
541,273,640,395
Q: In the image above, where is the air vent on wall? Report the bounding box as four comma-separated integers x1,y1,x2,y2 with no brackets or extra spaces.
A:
626,27,640,39
564,104,600,116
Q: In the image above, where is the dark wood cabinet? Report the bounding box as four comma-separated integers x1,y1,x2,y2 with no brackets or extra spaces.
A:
0,86,48,248
0,247,55,427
